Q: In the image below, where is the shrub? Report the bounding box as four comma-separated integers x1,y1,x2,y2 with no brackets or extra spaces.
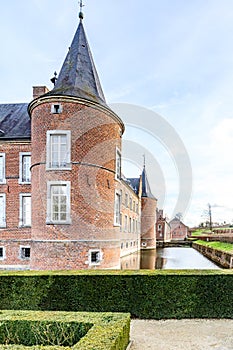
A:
0,270,232,319
0,311,130,350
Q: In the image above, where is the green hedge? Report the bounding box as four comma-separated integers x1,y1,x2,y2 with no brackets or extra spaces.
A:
0,310,130,350
0,270,232,319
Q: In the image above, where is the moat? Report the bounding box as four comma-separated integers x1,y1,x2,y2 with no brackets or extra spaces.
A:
121,247,220,269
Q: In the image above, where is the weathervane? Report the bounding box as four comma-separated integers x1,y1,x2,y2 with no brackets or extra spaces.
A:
143,154,146,168
79,0,85,20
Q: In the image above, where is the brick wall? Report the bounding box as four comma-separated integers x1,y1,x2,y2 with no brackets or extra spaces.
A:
0,141,31,267
141,197,157,248
29,96,124,269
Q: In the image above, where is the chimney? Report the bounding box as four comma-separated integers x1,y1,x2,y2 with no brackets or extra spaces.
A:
33,86,50,100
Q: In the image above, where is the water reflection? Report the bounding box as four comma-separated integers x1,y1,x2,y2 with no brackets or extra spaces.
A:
121,247,220,270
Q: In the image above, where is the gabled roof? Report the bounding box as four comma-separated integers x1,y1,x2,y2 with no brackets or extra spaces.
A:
46,19,106,106
141,166,155,199
0,103,30,139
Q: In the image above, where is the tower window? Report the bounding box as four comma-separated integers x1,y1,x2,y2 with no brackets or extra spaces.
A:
51,104,63,114
47,181,71,224
20,246,30,260
46,130,71,170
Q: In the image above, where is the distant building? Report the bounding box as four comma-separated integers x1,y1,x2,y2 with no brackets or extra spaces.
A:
0,10,157,270
169,218,189,240
156,209,171,242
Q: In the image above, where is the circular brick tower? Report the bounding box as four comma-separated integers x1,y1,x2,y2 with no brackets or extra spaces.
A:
140,166,157,248
28,13,124,270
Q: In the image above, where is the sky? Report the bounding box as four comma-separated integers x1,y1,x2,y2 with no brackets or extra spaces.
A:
1,0,233,227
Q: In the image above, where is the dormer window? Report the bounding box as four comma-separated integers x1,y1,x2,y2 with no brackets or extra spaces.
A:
51,104,63,114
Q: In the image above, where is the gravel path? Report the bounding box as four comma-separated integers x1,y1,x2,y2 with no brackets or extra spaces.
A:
130,319,233,350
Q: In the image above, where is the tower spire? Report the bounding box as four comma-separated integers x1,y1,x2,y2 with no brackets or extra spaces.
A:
79,0,84,20
143,154,146,169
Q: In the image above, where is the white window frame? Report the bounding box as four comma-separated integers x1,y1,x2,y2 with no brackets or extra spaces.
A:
114,190,121,226
129,197,132,210
115,147,121,180
19,193,31,227
46,130,71,170
0,194,6,228
19,152,31,184
133,218,135,233
88,249,103,266
129,217,132,233
20,246,30,260
124,215,128,232
125,193,128,207
0,153,6,184
0,246,6,260
46,181,71,225
51,104,63,114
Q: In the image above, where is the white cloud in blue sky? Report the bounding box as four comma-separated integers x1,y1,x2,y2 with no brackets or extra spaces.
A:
1,0,233,226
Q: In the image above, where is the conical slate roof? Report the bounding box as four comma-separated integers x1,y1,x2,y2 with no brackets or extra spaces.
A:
47,18,106,106
141,166,155,199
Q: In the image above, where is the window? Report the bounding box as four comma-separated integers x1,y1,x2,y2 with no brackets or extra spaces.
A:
133,201,135,212
46,130,71,170
89,249,102,265
136,203,139,214
47,181,71,224
120,213,122,232
0,194,6,228
129,217,132,233
121,243,123,249
19,194,31,227
20,246,30,260
124,215,128,232
125,193,128,207
133,219,135,233
51,104,63,114
0,153,6,184
129,197,132,210
158,224,162,230
114,191,121,226
19,153,31,183
115,148,121,180
0,247,5,260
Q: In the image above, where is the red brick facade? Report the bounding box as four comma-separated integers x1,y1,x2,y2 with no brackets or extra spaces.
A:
141,197,157,248
0,15,158,270
0,141,31,269
156,209,171,242
170,218,188,240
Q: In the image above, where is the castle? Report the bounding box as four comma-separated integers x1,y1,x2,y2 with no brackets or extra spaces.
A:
0,9,158,270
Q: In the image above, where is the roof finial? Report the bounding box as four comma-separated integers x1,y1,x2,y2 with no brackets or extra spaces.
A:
79,0,84,20
143,154,146,169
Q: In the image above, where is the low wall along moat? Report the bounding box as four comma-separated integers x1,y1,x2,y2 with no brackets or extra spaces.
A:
193,242,233,269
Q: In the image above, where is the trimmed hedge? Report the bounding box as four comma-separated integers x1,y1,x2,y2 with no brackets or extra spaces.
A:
0,310,130,350
0,270,232,319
